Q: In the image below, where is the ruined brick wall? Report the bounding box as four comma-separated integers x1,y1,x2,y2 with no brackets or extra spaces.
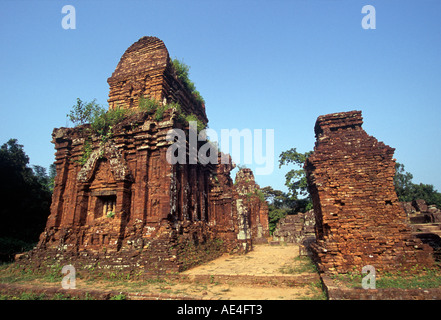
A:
305,110,434,274
272,210,315,246
234,168,270,244
206,153,249,251
402,199,441,224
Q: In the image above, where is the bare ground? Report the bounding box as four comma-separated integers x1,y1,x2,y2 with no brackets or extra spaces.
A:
0,244,325,300
183,244,302,276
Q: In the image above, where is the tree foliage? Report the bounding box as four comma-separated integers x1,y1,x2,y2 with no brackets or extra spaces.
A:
278,148,313,203
261,148,314,234
261,186,293,209
394,162,441,208
67,98,130,138
67,98,103,126
172,58,205,105
0,139,52,260
261,186,293,234
32,164,56,193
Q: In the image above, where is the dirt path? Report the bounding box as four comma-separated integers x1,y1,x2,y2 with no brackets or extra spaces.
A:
174,244,323,300
102,244,322,300
182,244,302,276
0,244,324,300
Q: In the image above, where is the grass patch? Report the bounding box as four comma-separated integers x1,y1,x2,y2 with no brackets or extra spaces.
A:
299,280,327,300
279,255,318,274
0,261,63,284
330,268,441,289
377,269,441,289
0,292,47,300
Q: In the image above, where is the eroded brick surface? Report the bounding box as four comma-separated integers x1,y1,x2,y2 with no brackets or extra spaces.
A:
305,110,434,274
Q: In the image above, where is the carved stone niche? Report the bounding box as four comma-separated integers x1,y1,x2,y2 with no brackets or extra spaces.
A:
77,142,133,225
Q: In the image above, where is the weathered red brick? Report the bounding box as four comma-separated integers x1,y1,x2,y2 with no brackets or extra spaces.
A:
305,110,434,274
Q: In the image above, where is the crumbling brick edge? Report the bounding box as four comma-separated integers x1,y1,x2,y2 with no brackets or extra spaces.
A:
320,273,441,300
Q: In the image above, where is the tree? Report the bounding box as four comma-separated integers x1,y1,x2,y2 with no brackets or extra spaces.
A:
0,139,52,261
261,186,293,234
394,162,414,201
278,148,313,211
32,165,50,192
261,186,291,208
394,162,441,208
0,139,30,168
261,148,314,235
48,163,56,192
410,183,441,208
67,98,104,126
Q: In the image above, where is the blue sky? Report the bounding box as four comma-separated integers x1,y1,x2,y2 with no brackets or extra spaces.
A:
1,0,440,194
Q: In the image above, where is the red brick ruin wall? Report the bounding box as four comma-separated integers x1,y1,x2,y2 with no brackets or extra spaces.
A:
305,111,434,274
234,168,270,244
24,36,269,274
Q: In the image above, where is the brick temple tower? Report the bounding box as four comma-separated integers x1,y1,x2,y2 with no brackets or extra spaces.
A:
26,37,269,274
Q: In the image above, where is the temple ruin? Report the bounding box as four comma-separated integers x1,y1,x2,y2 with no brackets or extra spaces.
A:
18,37,437,282
25,36,269,274
305,110,435,274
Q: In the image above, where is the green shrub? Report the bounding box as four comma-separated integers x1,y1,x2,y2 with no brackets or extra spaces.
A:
91,107,131,138
67,98,102,126
184,114,206,132
172,58,205,106
255,189,266,202
154,105,166,121
79,139,93,165
106,211,115,219
110,293,127,300
68,97,207,167
139,96,160,113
